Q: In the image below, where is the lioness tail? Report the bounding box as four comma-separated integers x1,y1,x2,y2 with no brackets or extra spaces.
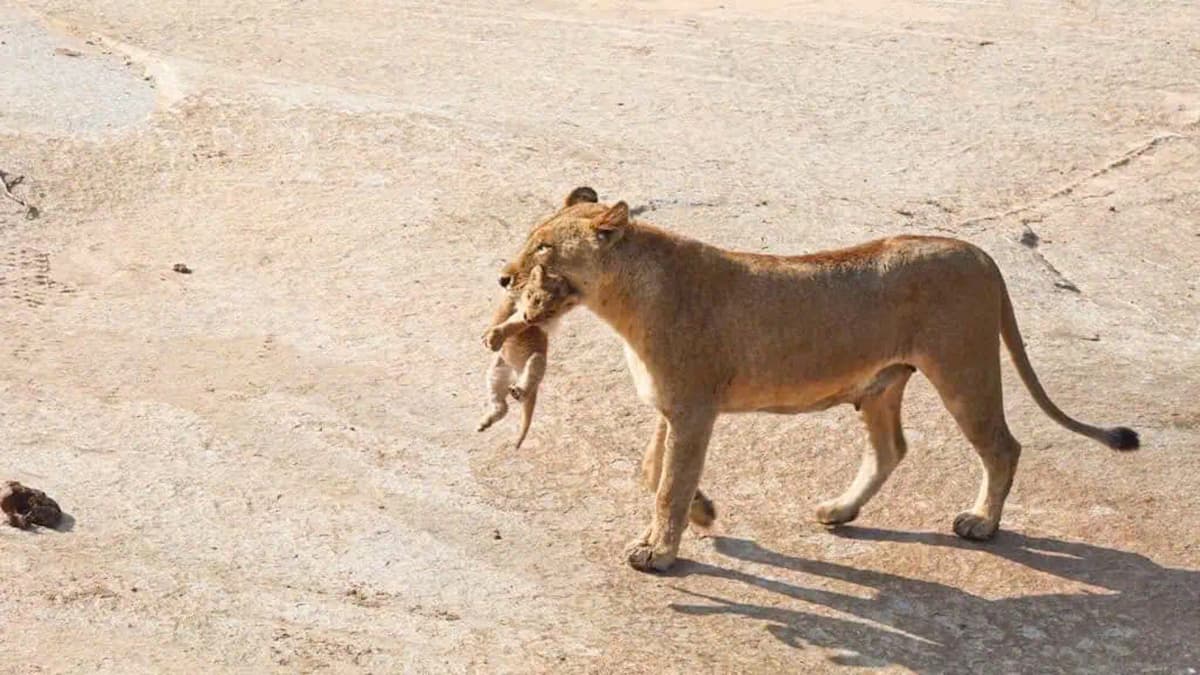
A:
998,289,1139,451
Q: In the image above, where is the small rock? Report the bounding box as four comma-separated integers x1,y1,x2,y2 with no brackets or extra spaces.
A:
1020,625,1047,641
1019,226,1040,248
172,263,192,274
54,47,82,58
492,529,502,540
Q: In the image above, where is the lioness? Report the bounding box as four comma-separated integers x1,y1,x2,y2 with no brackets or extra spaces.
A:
494,187,1139,572
478,264,577,449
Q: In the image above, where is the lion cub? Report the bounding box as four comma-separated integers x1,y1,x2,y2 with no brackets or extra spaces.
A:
477,264,577,448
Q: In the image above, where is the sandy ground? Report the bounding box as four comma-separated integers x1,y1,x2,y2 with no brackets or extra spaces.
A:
1,0,1198,672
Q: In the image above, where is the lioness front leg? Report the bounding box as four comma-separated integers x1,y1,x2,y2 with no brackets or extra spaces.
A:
625,407,715,572
641,414,717,528
640,415,669,491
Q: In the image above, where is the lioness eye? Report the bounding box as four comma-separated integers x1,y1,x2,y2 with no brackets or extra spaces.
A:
536,243,552,253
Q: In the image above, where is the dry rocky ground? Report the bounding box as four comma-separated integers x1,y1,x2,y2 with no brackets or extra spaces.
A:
1,0,1198,672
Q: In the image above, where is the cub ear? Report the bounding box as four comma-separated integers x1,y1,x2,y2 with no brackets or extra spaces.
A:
564,186,599,207
593,201,628,243
529,264,545,284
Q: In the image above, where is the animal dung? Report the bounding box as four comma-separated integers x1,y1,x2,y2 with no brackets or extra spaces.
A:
1,481,63,530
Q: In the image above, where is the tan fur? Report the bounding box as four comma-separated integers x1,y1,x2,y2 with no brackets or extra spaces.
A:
494,187,1139,572
477,266,577,449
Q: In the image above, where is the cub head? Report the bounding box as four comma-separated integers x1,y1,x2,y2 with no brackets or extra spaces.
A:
517,264,579,323
498,186,629,300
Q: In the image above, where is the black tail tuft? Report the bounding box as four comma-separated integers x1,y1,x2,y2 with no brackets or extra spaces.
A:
1106,426,1140,451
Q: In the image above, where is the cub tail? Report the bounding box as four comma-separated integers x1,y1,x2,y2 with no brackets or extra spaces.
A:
513,387,537,450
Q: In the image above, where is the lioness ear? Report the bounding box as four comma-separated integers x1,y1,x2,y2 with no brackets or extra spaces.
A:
564,186,599,207
593,201,628,243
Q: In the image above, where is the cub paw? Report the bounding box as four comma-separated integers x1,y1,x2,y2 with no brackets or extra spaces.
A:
815,500,859,526
483,328,505,351
952,512,998,541
623,539,677,572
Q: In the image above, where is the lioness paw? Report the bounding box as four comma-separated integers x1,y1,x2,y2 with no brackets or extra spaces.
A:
623,540,676,573
815,500,859,526
952,512,998,541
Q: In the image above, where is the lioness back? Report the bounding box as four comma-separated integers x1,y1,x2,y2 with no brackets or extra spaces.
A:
635,234,1001,412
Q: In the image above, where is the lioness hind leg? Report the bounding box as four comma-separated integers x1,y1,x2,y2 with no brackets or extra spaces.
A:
920,352,1021,541
816,366,913,525
953,432,1021,541
642,414,717,527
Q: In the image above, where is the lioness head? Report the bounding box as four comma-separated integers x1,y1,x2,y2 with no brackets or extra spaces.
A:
499,186,629,300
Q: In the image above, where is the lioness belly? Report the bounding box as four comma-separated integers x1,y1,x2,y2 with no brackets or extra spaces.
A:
721,379,860,413
720,362,911,414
